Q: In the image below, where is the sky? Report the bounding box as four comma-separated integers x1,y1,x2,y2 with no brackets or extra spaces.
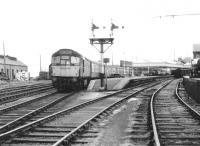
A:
0,0,200,77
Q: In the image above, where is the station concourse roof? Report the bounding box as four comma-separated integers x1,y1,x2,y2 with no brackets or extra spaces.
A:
132,61,191,69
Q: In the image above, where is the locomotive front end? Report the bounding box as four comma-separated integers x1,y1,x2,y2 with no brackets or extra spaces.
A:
51,56,80,77
50,49,81,91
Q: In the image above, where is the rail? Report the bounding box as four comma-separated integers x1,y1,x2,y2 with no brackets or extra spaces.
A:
0,92,74,134
0,80,162,144
176,82,200,119
150,80,172,146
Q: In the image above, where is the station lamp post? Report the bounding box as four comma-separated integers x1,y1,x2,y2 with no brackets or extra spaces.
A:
103,58,110,90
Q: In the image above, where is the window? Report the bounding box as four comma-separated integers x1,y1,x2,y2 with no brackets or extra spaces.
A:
51,56,60,64
66,60,70,65
83,60,84,72
71,56,80,65
60,55,70,65
60,59,70,65
12,69,15,79
61,60,66,65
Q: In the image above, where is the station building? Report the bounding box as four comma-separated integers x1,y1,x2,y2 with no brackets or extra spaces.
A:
120,60,191,76
132,62,191,76
0,55,28,80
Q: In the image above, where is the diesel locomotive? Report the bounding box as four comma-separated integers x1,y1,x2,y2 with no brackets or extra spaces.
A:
49,49,126,92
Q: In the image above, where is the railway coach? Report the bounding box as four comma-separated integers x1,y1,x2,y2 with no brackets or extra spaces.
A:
171,68,191,78
49,49,124,92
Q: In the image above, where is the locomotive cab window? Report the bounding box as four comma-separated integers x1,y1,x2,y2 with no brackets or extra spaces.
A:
52,56,60,64
71,56,80,66
60,59,70,65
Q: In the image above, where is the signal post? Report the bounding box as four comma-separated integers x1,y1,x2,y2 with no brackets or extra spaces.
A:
89,38,114,88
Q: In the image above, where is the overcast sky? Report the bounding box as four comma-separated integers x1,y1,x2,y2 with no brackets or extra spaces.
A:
0,0,200,77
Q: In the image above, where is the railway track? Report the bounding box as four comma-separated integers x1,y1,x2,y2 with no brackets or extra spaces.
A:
0,91,74,134
0,83,51,96
54,79,200,146
151,79,200,145
54,79,171,146
0,83,54,104
0,79,166,145
177,81,200,111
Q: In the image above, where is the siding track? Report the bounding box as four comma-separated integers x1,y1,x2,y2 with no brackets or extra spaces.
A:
151,79,200,146
60,79,171,146
0,83,54,104
0,92,73,134
61,79,200,146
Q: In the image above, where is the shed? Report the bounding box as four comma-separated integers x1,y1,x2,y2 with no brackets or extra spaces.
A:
0,55,28,80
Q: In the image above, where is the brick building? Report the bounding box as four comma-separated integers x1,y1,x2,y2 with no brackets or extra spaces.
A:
0,55,28,80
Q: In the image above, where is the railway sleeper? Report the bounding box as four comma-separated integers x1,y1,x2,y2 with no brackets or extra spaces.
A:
11,137,58,143
161,134,200,139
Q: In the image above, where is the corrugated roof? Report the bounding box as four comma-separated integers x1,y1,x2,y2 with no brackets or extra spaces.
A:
193,44,200,52
0,55,27,67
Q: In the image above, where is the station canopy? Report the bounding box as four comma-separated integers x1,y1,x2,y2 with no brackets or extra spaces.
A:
132,61,191,69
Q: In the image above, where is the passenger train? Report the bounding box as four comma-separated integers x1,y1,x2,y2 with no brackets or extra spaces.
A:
171,68,191,78
49,49,126,92
50,48,195,91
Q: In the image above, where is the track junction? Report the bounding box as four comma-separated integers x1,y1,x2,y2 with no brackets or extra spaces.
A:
0,77,200,146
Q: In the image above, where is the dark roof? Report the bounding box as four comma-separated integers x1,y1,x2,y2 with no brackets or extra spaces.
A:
0,55,17,61
52,49,82,57
0,55,27,66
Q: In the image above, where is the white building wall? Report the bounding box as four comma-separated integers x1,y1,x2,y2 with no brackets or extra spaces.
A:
0,64,27,80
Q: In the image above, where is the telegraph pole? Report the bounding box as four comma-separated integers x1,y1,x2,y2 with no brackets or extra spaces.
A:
40,54,42,72
3,41,6,75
